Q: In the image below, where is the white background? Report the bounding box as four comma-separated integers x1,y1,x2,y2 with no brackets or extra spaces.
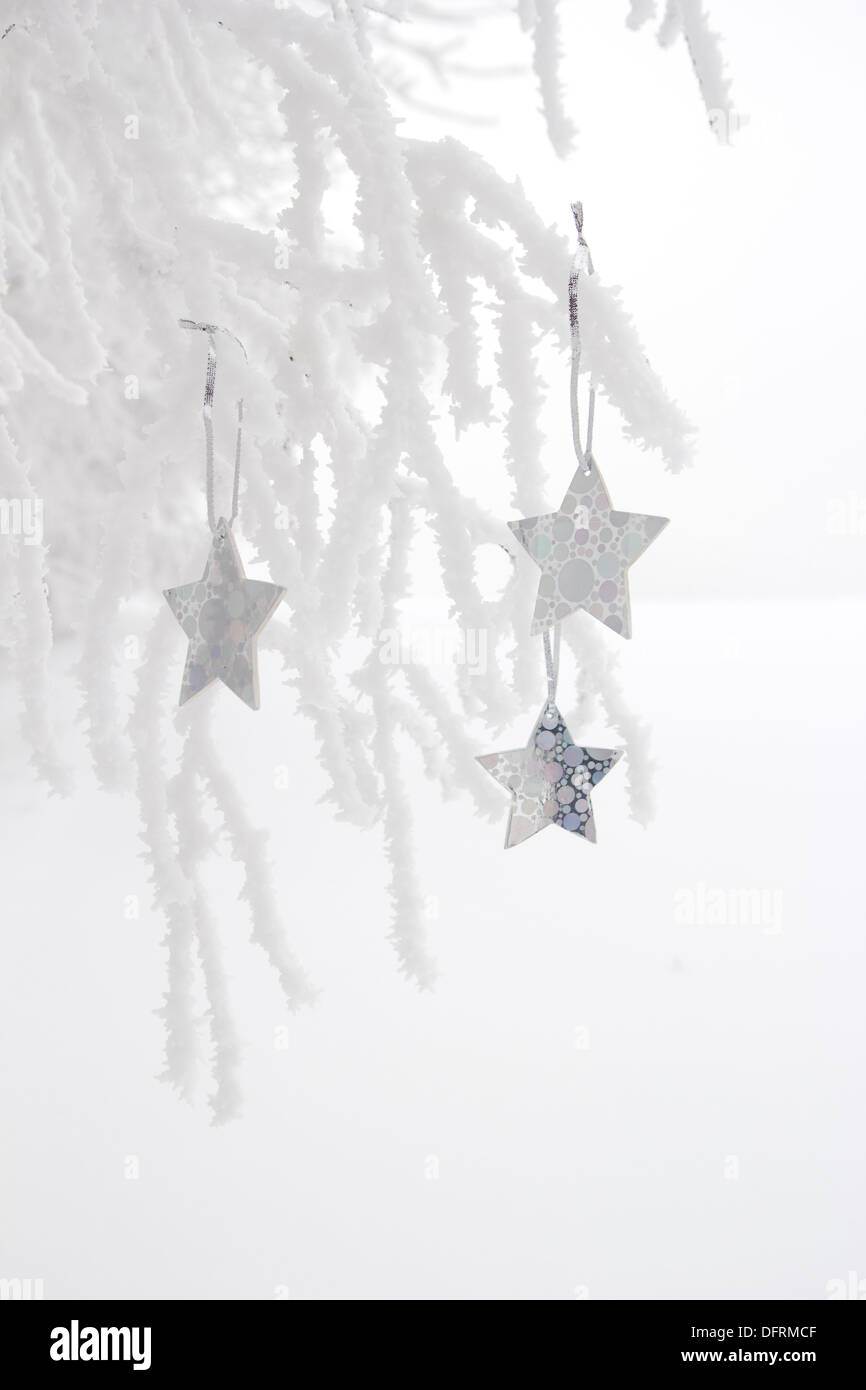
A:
1,0,864,1300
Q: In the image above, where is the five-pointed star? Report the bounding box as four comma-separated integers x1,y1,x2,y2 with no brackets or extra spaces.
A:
509,457,668,638
164,518,285,709
477,702,622,849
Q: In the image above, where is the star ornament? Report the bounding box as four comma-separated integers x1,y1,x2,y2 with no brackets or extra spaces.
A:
164,518,285,709
477,702,622,849
509,457,668,638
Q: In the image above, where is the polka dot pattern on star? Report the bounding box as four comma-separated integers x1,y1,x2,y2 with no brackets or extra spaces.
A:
476,703,622,848
509,459,668,639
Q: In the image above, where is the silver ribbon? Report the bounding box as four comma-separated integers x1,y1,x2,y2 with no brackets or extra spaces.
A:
543,624,562,712
179,319,248,534
568,201,596,476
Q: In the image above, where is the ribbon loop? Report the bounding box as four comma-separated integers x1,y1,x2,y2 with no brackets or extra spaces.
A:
568,203,596,476
179,319,247,533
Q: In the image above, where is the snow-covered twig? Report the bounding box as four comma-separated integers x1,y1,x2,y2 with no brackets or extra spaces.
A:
0,0,698,1111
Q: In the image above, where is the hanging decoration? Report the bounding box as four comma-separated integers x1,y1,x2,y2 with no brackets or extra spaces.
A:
164,321,286,710
479,203,668,847
508,205,669,639
509,458,668,639
477,626,623,849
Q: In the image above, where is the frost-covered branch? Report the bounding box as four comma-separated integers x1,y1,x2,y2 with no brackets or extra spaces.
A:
626,0,734,139
0,0,700,1113
518,0,577,159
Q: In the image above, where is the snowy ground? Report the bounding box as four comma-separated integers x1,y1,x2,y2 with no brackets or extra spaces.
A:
1,596,863,1301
